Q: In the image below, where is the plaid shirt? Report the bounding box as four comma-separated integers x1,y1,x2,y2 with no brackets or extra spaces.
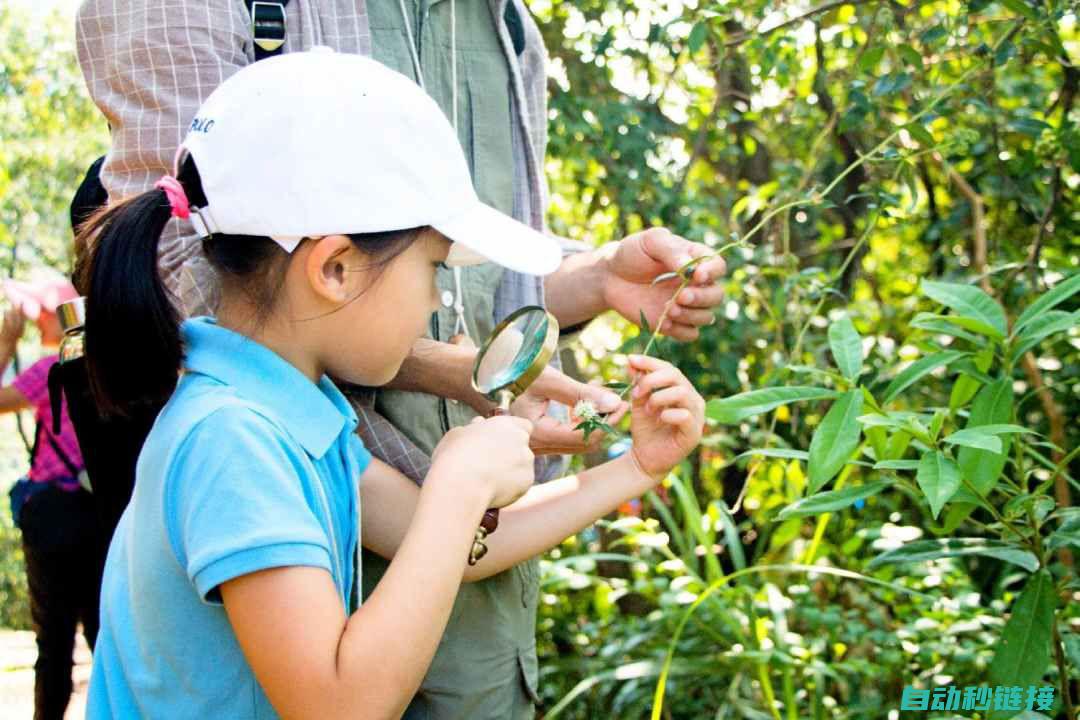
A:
76,0,570,484
14,356,85,488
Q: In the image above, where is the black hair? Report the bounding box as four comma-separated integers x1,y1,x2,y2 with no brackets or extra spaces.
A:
77,155,421,417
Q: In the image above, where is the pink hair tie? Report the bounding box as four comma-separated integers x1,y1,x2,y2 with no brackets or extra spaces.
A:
154,175,190,220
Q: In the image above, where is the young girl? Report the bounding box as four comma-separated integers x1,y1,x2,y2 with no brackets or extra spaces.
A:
81,50,705,719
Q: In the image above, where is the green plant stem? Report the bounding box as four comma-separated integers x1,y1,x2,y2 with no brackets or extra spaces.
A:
1052,618,1077,718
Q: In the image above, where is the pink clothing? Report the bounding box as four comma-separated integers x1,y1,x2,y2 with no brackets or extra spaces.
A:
13,356,84,489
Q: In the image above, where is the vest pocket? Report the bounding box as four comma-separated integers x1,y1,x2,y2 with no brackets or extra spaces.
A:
517,645,541,706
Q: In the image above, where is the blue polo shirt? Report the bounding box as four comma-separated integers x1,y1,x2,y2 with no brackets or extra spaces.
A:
87,317,372,719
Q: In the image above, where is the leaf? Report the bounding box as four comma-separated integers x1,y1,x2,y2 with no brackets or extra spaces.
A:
920,26,948,44
921,280,1007,338
899,44,922,68
736,448,810,461
873,459,920,470
958,379,1015,496
998,0,1040,21
808,390,864,493
1010,310,1080,363
943,428,1003,454
911,313,985,343
639,310,652,335
1047,509,1080,551
688,21,708,54
905,122,935,147
776,481,889,519
949,373,983,411
988,570,1055,694
868,538,1039,571
857,46,885,73
827,315,863,381
917,451,961,519
706,387,839,425
882,350,967,404
1015,273,1075,338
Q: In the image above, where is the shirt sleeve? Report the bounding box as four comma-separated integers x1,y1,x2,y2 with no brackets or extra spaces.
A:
12,357,55,408
164,405,335,604
75,0,252,316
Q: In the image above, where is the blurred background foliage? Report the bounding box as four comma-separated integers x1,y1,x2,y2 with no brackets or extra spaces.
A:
1,0,1078,718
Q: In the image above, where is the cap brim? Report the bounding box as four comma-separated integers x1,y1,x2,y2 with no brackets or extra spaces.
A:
432,202,562,276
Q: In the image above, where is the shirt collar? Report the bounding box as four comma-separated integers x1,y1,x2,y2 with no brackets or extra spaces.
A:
181,317,357,459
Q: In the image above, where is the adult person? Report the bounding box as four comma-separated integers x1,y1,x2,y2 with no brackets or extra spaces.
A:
0,273,103,720
75,2,727,717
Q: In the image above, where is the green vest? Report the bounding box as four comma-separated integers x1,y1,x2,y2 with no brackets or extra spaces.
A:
362,2,541,717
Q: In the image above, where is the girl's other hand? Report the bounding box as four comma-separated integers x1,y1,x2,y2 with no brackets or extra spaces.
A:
0,308,26,349
626,354,705,481
430,415,535,509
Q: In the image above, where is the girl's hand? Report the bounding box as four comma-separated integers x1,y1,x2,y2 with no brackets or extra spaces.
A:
627,354,705,481
430,415,535,508
0,309,26,350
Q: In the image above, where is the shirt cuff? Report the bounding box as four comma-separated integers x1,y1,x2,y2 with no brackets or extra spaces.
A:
193,542,333,604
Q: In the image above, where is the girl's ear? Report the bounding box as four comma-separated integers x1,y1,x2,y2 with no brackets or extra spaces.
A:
303,235,359,304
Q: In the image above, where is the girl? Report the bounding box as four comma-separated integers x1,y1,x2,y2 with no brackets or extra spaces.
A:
81,50,705,719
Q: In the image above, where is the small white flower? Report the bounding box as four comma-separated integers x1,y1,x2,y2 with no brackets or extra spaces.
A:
573,399,599,420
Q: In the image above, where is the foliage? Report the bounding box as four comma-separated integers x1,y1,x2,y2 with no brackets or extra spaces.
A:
0,4,109,274
537,0,1080,717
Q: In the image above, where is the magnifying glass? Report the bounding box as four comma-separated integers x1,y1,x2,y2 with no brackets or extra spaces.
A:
465,305,559,564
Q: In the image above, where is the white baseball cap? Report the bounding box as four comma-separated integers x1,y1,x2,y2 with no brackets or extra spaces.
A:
177,47,561,276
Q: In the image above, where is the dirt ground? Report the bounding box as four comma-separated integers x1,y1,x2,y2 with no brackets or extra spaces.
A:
0,629,90,719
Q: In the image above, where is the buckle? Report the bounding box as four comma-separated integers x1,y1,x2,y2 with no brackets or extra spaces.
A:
251,2,286,53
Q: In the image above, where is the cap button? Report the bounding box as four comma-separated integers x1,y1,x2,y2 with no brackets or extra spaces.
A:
440,291,455,308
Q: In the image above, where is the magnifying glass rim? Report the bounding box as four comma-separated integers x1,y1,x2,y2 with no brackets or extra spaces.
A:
471,304,559,398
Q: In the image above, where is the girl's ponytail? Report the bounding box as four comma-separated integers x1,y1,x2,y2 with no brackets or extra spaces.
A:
78,187,181,417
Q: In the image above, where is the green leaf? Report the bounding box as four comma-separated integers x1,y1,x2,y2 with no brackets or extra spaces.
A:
688,21,708,54
873,459,920,470
899,44,922,68
988,570,1055,695
917,451,961,519
1015,274,1075,336
882,350,967,404
736,448,810,461
776,481,889,519
706,387,839,425
639,310,652,335
1010,310,1080,363
958,379,1015,496
827,315,863,381
808,390,864,493
920,26,948,44
943,428,1003,454
905,123,935,147
949,374,983,411
998,0,1040,21
921,280,1007,338
869,538,1040,572
857,46,885,72
911,313,989,343
1047,509,1080,551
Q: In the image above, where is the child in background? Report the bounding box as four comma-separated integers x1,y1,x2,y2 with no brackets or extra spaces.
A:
80,50,705,719
0,271,103,720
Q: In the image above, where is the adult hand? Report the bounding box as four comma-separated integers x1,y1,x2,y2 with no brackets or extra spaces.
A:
508,366,630,456
625,354,706,481
0,308,26,351
602,227,727,342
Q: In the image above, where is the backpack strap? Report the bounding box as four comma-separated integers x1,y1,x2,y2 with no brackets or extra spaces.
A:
245,0,291,61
